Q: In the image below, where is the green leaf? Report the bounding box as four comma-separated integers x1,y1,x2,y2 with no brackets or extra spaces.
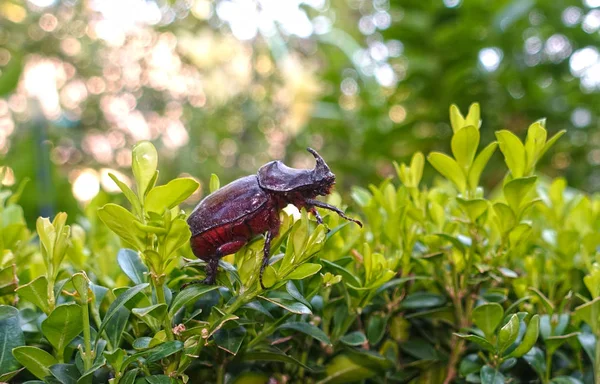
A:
449,104,465,132
41,304,83,358
278,322,331,345
286,281,311,309
168,285,219,317
117,249,148,285
480,365,505,384
472,303,504,339
132,141,158,200
318,354,376,384
340,331,368,346
496,130,526,178
465,103,481,128
427,152,466,192
97,204,145,251
321,259,361,287
454,334,494,352
121,368,139,384
285,263,322,280
546,333,579,356
49,363,80,384
0,306,24,374
451,125,480,169
241,350,312,371
492,202,516,234
108,173,142,218
106,307,130,348
162,218,191,259
574,297,600,334
525,120,547,171
16,276,49,314
0,265,17,296
12,346,58,380
209,173,220,193
498,314,519,353
401,292,446,309
529,287,555,315
97,284,150,342
468,142,497,189
366,314,387,345
523,347,546,379
145,375,171,384
259,296,312,315
214,327,246,355
504,176,537,213
457,198,488,222
538,130,565,160
145,178,199,214
121,340,183,368
509,315,540,358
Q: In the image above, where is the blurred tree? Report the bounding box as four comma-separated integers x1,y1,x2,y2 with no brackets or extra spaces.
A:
0,0,599,223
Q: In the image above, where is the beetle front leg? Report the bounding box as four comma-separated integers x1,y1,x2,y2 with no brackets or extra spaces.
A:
305,199,363,227
259,230,275,290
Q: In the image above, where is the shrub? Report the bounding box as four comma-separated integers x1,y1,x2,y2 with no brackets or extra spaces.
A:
0,103,598,383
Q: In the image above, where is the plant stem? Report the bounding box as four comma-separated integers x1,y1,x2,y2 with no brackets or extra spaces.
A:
82,300,93,371
216,361,225,384
595,333,600,384
153,276,174,341
545,352,552,383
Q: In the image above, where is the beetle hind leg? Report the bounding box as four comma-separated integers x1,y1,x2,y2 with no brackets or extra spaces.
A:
181,257,219,290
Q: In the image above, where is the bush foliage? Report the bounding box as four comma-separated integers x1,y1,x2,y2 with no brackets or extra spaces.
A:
1,104,599,383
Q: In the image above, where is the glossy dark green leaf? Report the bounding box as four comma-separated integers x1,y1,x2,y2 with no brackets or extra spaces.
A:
523,347,546,380
105,307,130,349
97,283,149,341
13,346,58,380
454,333,494,352
214,326,246,355
472,303,504,339
0,306,24,374
41,304,83,358
259,296,312,315
144,375,171,384
480,365,505,384
401,292,446,309
285,281,311,309
144,340,184,363
117,249,148,285
278,322,331,345
366,314,387,345
340,332,367,346
49,364,80,384
121,368,139,384
168,284,220,317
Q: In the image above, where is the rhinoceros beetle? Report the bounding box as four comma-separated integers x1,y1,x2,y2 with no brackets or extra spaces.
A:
185,148,362,289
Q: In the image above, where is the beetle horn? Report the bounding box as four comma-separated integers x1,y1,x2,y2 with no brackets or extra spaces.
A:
307,147,330,177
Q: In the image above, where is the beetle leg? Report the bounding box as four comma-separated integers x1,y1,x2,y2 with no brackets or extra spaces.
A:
305,199,363,227
309,207,331,233
181,257,219,290
259,230,275,290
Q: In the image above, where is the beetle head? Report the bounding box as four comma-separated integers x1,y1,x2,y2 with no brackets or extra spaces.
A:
307,147,335,196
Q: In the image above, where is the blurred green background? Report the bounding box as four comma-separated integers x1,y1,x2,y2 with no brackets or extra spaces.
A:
1,0,599,224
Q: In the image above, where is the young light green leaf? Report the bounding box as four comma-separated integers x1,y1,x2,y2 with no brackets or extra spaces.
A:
451,125,480,169
12,346,58,380
209,173,220,193
285,263,322,280
449,104,465,132
538,130,566,161
97,204,146,251
503,176,537,214
468,142,497,189
259,296,312,315
145,178,199,214
427,152,466,192
465,102,481,129
108,173,142,218
132,141,158,201
496,130,526,178
525,120,547,172
15,276,49,314
41,303,83,358
472,303,504,339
